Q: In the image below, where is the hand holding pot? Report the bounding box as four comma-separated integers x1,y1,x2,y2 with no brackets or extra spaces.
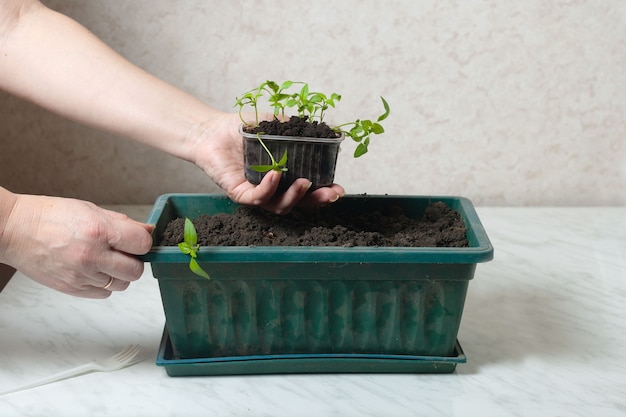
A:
188,112,345,215
0,190,153,298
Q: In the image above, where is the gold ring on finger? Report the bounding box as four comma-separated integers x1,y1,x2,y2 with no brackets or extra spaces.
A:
103,277,114,290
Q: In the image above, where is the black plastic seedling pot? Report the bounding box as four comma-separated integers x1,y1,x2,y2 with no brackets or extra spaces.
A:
240,126,344,192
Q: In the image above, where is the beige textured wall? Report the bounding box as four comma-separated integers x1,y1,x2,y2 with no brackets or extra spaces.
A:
1,0,624,206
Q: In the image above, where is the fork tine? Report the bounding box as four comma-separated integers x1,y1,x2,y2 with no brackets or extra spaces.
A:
125,345,141,361
125,345,141,360
113,346,131,361
114,345,140,362
126,345,140,358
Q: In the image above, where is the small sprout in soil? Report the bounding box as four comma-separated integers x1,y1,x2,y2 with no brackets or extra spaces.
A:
235,80,390,157
177,218,210,280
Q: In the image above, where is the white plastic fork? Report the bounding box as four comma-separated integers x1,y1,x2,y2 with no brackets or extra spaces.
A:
0,344,142,396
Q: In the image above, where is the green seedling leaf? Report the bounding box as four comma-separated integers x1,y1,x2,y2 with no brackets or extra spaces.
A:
250,164,278,173
280,80,294,90
354,143,369,158
178,218,210,280
183,218,197,247
177,242,194,256
378,96,390,121
299,84,309,101
189,258,210,280
266,80,279,92
371,123,385,134
277,150,288,167
308,94,323,104
350,124,363,137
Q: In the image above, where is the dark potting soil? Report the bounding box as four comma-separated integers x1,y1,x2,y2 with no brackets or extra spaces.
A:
243,116,339,139
160,201,469,248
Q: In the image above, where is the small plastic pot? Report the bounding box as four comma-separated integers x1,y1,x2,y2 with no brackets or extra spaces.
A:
240,126,344,192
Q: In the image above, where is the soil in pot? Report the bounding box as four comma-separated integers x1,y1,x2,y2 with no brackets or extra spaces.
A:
159,201,469,248
243,116,338,138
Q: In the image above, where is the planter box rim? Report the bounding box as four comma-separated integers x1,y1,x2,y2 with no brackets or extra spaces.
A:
139,193,494,264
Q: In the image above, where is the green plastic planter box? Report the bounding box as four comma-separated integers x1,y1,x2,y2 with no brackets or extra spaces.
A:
142,194,493,375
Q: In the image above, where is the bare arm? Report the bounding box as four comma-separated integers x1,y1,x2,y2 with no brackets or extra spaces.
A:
0,0,345,211
0,0,208,161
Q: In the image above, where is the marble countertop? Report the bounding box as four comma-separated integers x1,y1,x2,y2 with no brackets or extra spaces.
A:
1,205,625,417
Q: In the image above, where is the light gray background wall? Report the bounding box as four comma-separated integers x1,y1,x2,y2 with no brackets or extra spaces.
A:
1,0,624,206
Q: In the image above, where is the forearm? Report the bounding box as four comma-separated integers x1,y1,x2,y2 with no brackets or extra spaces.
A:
0,186,19,265
0,0,217,162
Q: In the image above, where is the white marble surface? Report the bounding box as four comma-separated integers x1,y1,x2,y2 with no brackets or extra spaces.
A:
1,205,625,416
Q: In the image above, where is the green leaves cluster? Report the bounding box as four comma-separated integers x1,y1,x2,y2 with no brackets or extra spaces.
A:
235,80,341,126
177,218,210,280
335,96,390,157
234,80,390,157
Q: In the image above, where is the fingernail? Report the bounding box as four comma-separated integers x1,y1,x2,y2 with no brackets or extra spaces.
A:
330,194,340,203
302,181,313,190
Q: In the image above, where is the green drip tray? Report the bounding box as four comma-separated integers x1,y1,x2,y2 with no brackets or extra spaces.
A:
156,327,466,376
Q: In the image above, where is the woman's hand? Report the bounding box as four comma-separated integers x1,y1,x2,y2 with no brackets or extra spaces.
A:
187,112,346,215
0,192,153,298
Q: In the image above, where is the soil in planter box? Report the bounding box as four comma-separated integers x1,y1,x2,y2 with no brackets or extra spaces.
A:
243,116,339,138
160,201,468,248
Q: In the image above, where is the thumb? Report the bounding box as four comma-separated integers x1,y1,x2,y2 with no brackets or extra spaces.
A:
104,211,154,255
